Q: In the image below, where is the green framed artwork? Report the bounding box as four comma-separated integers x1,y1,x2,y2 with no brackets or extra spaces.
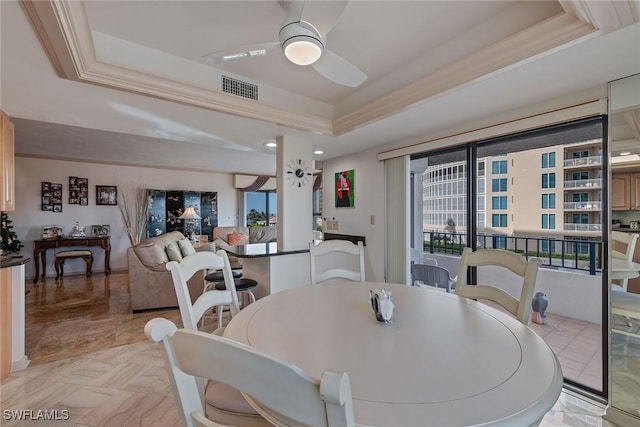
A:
335,169,355,207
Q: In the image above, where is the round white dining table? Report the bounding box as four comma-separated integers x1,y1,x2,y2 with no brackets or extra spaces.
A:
224,281,563,427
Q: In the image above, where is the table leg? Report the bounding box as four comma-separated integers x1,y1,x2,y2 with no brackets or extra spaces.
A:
40,251,47,280
104,243,111,275
33,250,40,283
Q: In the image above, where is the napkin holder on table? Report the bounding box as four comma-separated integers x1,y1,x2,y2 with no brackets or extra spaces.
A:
370,288,394,322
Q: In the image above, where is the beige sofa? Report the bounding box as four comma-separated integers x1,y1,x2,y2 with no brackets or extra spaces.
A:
127,231,216,312
213,226,277,268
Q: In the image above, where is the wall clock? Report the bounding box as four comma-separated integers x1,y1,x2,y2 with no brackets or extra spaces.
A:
286,159,313,187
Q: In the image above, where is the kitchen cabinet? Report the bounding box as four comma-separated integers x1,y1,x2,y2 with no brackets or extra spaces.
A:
0,110,15,212
612,173,640,211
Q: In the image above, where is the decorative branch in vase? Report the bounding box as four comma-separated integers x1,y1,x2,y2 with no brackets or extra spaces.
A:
117,180,149,246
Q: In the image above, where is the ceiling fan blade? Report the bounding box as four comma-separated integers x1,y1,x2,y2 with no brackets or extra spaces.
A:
312,49,366,87
280,0,305,25
300,0,348,36
202,42,280,63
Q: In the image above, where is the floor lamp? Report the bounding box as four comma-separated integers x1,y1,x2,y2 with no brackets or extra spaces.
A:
178,206,201,241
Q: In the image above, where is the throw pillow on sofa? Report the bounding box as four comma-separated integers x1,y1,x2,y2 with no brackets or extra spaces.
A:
178,238,196,256
133,242,170,272
227,232,247,246
166,241,183,262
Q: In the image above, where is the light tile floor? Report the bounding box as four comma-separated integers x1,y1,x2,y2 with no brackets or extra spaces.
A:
0,272,633,426
0,339,619,427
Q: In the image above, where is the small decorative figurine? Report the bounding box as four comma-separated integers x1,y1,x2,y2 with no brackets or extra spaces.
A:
531,292,548,324
71,222,86,237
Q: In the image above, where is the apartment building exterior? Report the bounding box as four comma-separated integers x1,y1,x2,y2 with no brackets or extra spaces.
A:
421,139,603,257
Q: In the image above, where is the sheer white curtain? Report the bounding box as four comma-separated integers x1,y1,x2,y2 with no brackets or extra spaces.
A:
384,156,410,284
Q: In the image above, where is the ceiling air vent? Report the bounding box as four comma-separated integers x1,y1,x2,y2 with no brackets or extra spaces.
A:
221,75,258,101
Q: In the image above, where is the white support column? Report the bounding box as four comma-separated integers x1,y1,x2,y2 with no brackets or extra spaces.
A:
276,135,313,251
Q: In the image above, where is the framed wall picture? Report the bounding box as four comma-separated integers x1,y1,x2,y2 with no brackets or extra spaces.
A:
96,185,117,206
335,169,355,207
41,181,63,212
69,176,89,205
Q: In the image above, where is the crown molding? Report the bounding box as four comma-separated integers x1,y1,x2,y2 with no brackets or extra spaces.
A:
333,13,597,136
20,0,333,135
21,1,620,139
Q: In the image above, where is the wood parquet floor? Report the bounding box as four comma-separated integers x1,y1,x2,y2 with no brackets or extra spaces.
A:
24,271,189,366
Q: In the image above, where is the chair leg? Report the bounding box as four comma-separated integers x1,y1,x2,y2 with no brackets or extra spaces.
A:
217,305,224,329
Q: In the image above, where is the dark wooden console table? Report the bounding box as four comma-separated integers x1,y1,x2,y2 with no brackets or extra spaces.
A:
33,236,111,283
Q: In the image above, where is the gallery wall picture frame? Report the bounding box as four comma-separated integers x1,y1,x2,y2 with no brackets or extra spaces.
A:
335,169,355,208
91,224,111,236
69,176,89,205
96,185,118,206
41,181,63,212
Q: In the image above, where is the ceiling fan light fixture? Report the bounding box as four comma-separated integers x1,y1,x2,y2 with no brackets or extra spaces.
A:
283,36,322,66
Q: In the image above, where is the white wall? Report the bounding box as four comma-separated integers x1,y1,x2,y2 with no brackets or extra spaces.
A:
322,148,386,282
13,157,238,279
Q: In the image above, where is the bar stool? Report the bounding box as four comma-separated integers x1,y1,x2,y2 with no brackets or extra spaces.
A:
203,269,257,328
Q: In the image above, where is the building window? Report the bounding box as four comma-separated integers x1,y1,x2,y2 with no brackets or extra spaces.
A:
246,191,277,226
542,173,556,189
542,193,556,209
572,171,589,180
492,178,507,192
573,192,589,202
492,196,507,210
541,238,556,253
573,150,589,159
542,213,556,229
491,160,507,174
542,152,556,168
492,214,507,227
478,161,485,177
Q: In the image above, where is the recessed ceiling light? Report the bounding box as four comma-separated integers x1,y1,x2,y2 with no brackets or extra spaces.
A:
314,150,324,155
265,142,277,148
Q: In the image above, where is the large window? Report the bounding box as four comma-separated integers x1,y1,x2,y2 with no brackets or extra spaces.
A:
492,178,507,192
246,191,277,226
542,152,556,168
541,173,556,188
542,193,556,209
492,196,507,209
492,214,507,227
492,160,507,174
541,213,556,229
411,115,606,398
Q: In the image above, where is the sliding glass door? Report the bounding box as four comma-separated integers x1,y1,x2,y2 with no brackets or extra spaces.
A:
410,116,607,397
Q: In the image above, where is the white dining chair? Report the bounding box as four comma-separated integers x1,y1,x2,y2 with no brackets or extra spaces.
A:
455,247,542,324
166,250,240,331
411,263,455,292
145,318,355,427
611,231,639,292
309,239,365,284
165,250,270,427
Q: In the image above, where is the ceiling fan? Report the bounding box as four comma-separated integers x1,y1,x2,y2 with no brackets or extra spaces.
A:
202,0,367,88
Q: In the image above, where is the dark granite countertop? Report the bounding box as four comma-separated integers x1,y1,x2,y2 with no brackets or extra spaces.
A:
223,242,309,258
0,254,31,269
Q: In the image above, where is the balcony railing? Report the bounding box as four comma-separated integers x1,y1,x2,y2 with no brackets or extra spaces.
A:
563,223,601,231
563,156,602,168
563,201,602,211
563,178,602,189
423,231,602,275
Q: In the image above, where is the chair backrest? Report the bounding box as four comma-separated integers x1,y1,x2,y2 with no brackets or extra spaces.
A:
612,231,639,262
309,239,365,284
411,264,453,292
411,248,438,266
166,250,240,331
454,247,541,324
145,318,355,427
